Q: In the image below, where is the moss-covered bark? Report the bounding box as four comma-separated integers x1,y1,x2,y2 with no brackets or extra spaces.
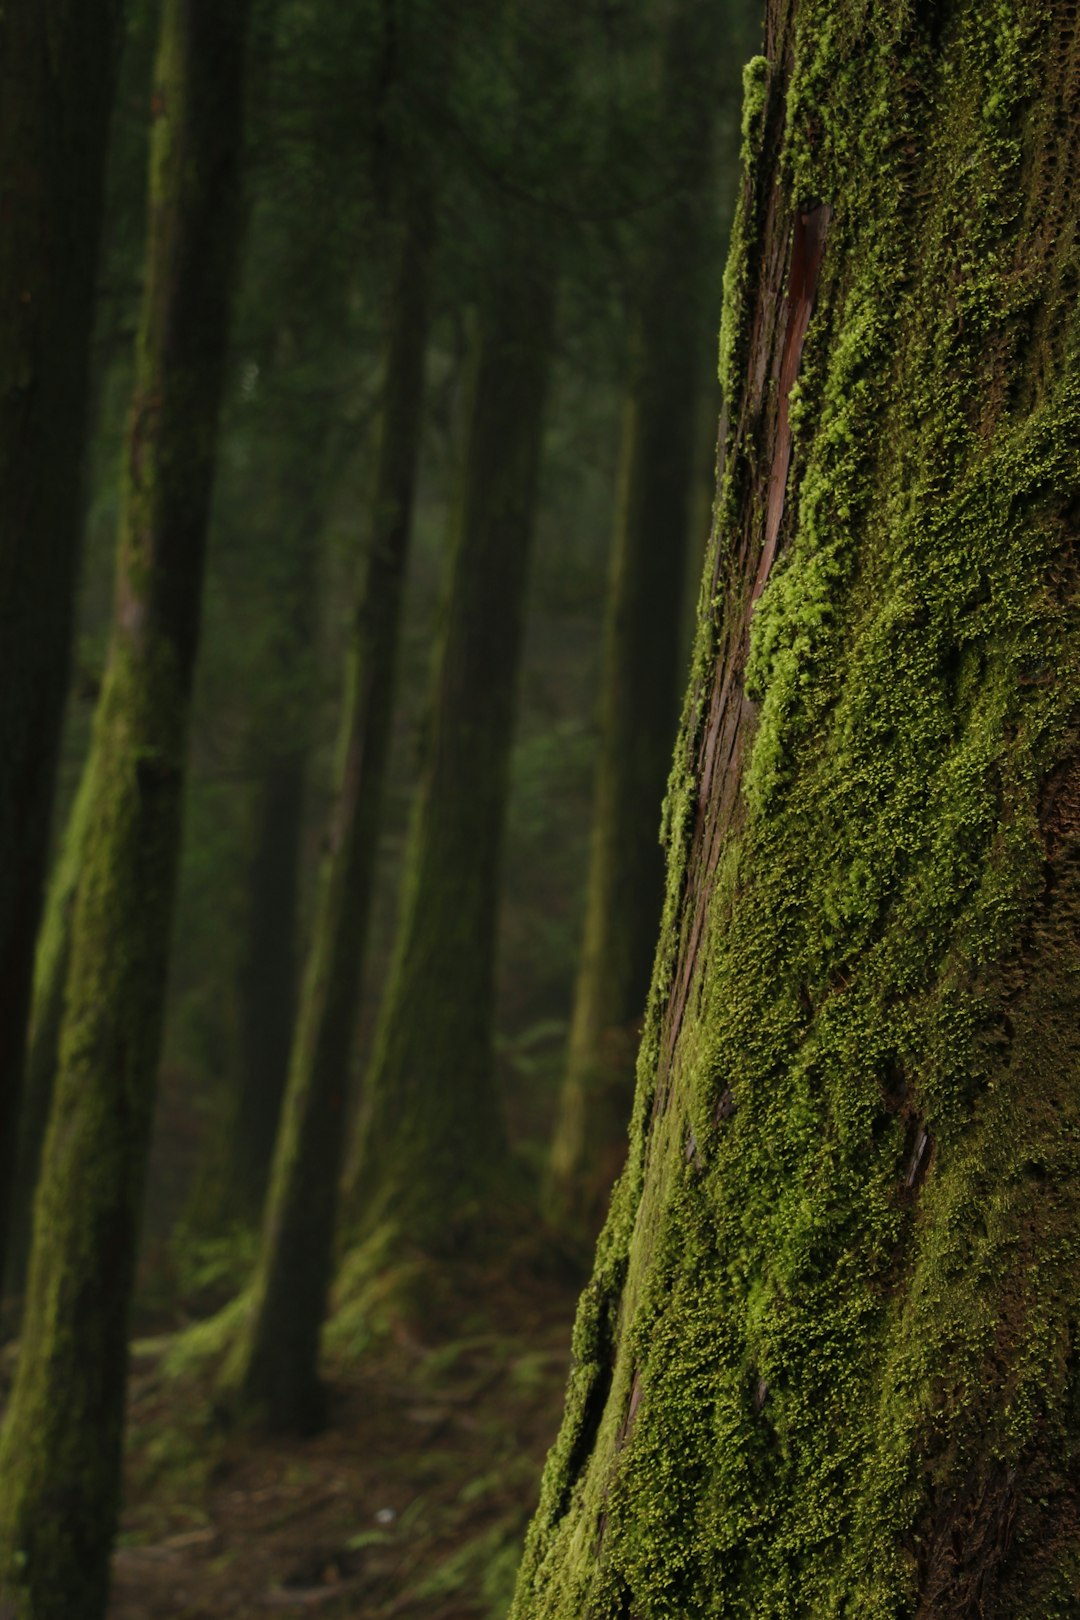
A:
546,0,740,1238
513,2,1080,1615
347,233,557,1261
0,0,252,1611
219,198,435,1433
0,0,123,1285
4,753,98,1300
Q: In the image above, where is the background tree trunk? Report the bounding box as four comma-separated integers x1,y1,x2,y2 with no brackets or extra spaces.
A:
546,0,743,1238
220,194,435,1434
215,335,335,1229
232,747,310,1211
347,229,557,1262
3,10,158,1305
0,0,252,1610
4,754,97,1300
0,0,123,1285
513,1,1080,1614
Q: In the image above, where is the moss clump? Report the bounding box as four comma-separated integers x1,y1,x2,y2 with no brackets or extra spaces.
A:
717,56,770,417
513,2,1080,1615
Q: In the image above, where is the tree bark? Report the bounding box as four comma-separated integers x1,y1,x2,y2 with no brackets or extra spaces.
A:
0,0,123,1286
513,2,1080,1614
213,340,333,1230
219,196,435,1433
546,0,737,1238
0,0,252,1611
347,229,557,1261
3,7,158,1305
231,748,310,1215
4,755,97,1300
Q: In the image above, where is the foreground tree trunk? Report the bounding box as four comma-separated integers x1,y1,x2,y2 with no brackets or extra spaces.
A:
0,0,123,1285
0,0,252,1611
348,234,556,1259
513,2,1080,1614
220,196,435,1433
546,0,737,1238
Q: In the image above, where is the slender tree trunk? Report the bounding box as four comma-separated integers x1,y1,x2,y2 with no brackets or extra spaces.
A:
0,0,251,1611
512,2,1080,1615
546,0,735,1237
231,749,309,1215
220,197,436,1433
214,366,331,1229
4,756,97,1299
3,10,160,1306
348,232,557,1260
0,0,123,1285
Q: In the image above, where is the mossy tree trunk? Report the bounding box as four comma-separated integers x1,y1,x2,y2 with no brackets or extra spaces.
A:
219,351,333,1228
4,756,98,1300
0,0,252,1611
0,0,123,1286
4,14,161,1304
513,2,1080,1615
546,0,739,1238
220,196,436,1433
348,233,557,1259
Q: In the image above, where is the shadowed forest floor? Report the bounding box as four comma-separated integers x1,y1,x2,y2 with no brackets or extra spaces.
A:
24,1264,576,1620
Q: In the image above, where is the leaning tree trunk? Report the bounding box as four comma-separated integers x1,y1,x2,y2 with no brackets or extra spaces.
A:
0,0,123,1286
546,0,738,1238
0,0,251,1612
347,232,556,1261
512,2,1080,1616
219,196,436,1434
4,755,98,1299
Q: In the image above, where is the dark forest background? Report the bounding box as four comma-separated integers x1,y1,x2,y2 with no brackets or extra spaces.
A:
0,0,757,1613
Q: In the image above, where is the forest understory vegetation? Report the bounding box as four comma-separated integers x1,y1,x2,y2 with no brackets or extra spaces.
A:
2,1255,579,1620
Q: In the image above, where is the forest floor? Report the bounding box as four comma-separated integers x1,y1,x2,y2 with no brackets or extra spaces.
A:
105,1262,579,1620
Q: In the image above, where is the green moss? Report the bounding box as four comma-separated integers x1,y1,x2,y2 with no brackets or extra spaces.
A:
5,749,99,1292
513,2,1080,1615
740,53,769,155
717,56,769,416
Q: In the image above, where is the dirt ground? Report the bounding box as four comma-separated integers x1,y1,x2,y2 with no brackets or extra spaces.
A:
108,1271,577,1620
